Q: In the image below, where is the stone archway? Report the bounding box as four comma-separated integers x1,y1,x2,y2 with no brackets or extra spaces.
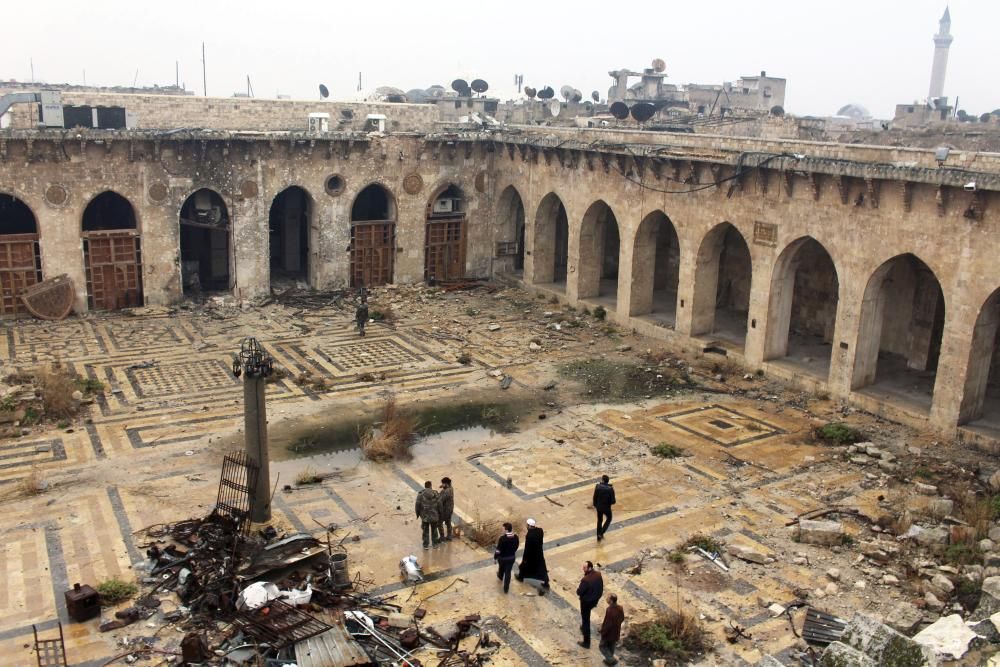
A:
268,186,312,289
531,192,568,289
424,184,466,282
691,222,752,347
577,200,620,307
0,193,42,318
629,210,679,324
350,183,397,287
179,189,231,294
852,253,945,414
496,186,525,274
764,237,839,379
82,191,143,310
960,288,1000,429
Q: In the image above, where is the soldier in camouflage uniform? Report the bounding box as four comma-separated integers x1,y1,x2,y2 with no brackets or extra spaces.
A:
415,481,442,549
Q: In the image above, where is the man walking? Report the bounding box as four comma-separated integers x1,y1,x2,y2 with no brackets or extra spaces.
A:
593,475,617,541
493,522,519,594
576,560,604,648
414,481,441,549
355,296,369,337
599,594,626,665
515,518,549,593
438,477,455,541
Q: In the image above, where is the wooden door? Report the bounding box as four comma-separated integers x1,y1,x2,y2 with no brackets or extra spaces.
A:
424,216,466,282
0,234,42,318
83,231,143,311
350,222,395,287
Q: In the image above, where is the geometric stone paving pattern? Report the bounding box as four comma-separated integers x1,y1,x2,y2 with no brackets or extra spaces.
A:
0,303,871,665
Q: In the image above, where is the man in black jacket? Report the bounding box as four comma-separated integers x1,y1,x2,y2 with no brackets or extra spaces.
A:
576,560,604,648
593,475,616,541
493,522,519,593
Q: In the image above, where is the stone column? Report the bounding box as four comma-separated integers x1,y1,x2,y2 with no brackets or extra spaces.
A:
906,271,942,371
957,301,999,423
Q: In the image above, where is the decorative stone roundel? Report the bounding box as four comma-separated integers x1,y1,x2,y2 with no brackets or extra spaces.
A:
44,184,69,207
325,174,345,197
474,171,487,193
147,182,169,204
403,172,423,195
239,180,259,199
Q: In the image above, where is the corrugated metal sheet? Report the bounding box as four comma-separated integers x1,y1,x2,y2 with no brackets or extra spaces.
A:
296,622,371,667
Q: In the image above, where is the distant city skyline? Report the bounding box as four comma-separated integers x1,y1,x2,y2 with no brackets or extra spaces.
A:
1,0,996,119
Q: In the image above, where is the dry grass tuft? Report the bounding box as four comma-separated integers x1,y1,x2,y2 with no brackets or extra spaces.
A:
628,609,711,661
463,505,526,548
19,468,48,496
360,395,417,462
33,364,79,420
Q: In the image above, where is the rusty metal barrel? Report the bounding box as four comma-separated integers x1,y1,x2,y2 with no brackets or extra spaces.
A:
330,552,351,589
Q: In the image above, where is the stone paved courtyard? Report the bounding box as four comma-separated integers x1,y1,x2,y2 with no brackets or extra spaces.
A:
0,284,989,666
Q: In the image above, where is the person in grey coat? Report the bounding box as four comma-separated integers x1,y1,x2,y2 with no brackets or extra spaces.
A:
438,477,455,541
415,481,441,549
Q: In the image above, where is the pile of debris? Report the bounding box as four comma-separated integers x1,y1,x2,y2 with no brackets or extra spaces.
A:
93,451,505,666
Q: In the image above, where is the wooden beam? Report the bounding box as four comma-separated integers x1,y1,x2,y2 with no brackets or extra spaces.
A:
865,177,880,209
836,175,849,205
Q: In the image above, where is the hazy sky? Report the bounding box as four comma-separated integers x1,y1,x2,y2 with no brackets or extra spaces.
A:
2,0,996,118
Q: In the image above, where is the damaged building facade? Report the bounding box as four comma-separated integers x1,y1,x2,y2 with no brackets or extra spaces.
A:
1,93,1000,445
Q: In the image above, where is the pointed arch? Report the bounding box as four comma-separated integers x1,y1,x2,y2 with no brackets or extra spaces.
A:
425,183,466,282
531,192,568,288
960,287,1000,425
0,193,42,317
577,200,620,303
269,185,313,288
496,185,525,273
82,191,143,310
691,222,752,347
179,188,231,293
630,210,679,322
350,183,397,287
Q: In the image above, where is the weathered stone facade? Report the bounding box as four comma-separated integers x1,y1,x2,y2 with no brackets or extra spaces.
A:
3,115,1000,443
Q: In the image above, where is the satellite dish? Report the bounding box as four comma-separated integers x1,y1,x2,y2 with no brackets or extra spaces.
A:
524,86,537,99
591,90,600,102
451,78,470,96
609,101,629,120
549,100,561,117
652,58,666,73
571,89,583,103
319,84,329,99
560,85,574,101
471,79,489,94
538,86,555,99
631,102,656,122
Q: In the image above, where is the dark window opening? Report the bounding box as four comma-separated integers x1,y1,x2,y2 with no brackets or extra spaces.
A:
0,194,38,234
352,184,394,221
179,189,230,293
83,192,136,231
269,187,310,284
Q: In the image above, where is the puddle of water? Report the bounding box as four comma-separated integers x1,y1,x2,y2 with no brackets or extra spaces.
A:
269,396,534,461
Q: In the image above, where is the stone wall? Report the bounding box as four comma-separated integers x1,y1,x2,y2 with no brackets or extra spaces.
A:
5,92,440,133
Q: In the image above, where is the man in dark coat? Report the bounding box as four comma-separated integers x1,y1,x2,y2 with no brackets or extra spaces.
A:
414,481,441,549
576,560,604,648
599,593,626,665
593,475,617,541
438,477,455,541
515,518,549,593
493,522,519,594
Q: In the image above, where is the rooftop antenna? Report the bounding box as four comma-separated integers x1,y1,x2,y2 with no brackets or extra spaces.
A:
176,60,179,88
201,42,207,96
83,69,86,86
358,72,362,92
133,68,139,87
247,75,254,98
30,57,34,83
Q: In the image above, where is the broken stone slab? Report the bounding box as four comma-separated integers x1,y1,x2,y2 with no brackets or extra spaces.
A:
758,656,785,667
727,544,771,565
767,603,786,617
799,519,845,546
971,576,1000,622
902,525,949,547
487,324,501,331
925,573,954,599
925,591,944,612
915,482,939,496
968,614,1000,643
989,526,1000,543
885,602,924,634
840,612,935,666
912,614,977,661
819,641,877,667
926,498,954,518
989,470,1000,493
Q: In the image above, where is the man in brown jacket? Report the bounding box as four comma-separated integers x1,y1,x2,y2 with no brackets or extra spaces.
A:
599,593,625,665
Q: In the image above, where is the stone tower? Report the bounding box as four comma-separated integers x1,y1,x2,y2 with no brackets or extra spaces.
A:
928,6,953,100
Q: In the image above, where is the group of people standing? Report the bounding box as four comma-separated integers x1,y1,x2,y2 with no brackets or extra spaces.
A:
413,473,625,664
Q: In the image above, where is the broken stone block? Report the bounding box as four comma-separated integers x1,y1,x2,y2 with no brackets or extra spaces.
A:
840,613,934,666
912,614,977,661
767,603,785,617
818,641,877,667
925,573,954,599
980,539,996,552
528,341,541,351
799,519,845,546
971,576,1000,621
915,482,939,496
969,615,1000,642
827,568,842,581
885,602,924,634
949,525,976,545
989,526,1000,543
925,591,944,612
727,544,770,565
904,525,949,547
758,656,785,667
882,574,900,586
989,470,1000,493
926,498,954,518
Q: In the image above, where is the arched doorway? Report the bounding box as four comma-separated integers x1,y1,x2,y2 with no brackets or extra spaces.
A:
496,186,525,274
852,254,944,413
764,237,839,379
350,184,396,287
0,194,42,318
424,184,466,283
179,189,231,294
81,191,143,310
532,192,568,289
960,289,1000,431
691,222,752,347
578,200,620,308
630,210,679,325
268,186,311,289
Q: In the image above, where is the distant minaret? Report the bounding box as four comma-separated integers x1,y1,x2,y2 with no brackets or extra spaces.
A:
928,6,952,100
